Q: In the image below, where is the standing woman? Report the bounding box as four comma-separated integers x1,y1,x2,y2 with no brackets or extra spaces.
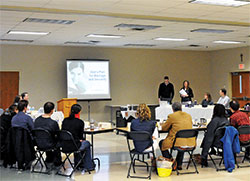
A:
180,80,194,104
61,104,95,171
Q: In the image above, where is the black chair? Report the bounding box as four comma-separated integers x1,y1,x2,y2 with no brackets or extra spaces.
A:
5,127,35,170
126,131,156,180
56,130,88,178
170,129,199,175
32,128,57,174
208,127,226,171
237,125,250,168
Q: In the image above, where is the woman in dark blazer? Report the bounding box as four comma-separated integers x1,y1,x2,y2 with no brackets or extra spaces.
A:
180,80,194,103
200,104,229,167
201,92,214,107
130,104,156,153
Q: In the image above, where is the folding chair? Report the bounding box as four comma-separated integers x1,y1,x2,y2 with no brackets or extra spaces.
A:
32,128,57,174
127,131,156,180
208,127,226,171
170,129,199,175
56,130,88,178
237,125,250,168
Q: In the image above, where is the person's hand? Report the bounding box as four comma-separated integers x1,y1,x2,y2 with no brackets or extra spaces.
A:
158,98,161,102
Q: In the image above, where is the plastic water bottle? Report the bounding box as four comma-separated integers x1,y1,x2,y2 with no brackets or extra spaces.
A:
90,119,95,130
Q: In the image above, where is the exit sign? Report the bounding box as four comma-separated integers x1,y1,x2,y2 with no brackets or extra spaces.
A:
239,64,245,69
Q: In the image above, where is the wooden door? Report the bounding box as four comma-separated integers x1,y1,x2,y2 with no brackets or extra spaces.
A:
0,71,19,109
232,71,250,107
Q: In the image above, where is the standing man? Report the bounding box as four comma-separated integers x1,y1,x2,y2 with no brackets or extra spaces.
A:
158,76,174,104
217,88,230,109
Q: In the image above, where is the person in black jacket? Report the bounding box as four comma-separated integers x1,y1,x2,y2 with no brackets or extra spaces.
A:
158,76,174,104
62,104,94,171
34,102,62,166
200,104,229,167
180,80,194,103
0,104,18,160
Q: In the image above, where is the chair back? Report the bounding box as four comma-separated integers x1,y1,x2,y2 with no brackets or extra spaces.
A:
32,128,55,150
238,125,250,135
172,129,198,148
57,130,79,153
127,131,152,142
212,126,226,149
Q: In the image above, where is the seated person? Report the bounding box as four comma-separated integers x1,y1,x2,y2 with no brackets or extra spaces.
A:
201,92,213,107
159,102,194,170
201,104,229,167
0,104,18,160
130,103,156,152
34,102,62,166
229,100,250,159
11,100,34,132
61,104,95,171
0,104,18,133
217,88,230,109
13,95,22,105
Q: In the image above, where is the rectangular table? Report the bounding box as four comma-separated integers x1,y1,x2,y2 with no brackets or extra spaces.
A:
156,105,214,122
83,127,114,167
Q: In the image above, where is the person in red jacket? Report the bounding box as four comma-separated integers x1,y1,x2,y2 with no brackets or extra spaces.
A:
229,100,250,159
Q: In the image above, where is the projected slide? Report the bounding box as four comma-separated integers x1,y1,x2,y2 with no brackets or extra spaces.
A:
67,59,111,100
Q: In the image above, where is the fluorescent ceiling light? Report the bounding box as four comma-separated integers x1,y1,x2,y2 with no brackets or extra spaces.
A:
7,30,49,35
86,34,123,38
213,40,244,44
189,0,250,7
191,28,233,33
154,37,187,41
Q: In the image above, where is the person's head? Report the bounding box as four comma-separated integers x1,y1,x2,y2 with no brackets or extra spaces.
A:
13,95,21,104
17,100,29,112
204,92,212,102
8,104,18,116
69,104,82,118
44,102,55,115
212,104,226,119
137,103,151,121
69,62,84,85
183,80,190,89
21,92,29,100
229,100,240,113
172,102,182,112
219,88,227,97
164,76,169,84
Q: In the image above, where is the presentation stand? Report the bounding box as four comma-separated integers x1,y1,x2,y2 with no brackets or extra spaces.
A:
57,98,77,118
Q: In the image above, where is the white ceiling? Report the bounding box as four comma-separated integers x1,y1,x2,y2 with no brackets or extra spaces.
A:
0,0,249,50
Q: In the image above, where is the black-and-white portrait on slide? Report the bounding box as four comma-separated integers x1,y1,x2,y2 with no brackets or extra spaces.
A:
67,61,88,95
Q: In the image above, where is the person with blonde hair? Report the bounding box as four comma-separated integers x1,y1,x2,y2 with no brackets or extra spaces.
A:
130,104,156,152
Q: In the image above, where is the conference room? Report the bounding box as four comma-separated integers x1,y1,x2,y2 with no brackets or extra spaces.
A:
0,0,250,180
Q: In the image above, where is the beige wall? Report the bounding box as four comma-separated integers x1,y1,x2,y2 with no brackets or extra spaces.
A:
210,46,250,101
0,44,212,121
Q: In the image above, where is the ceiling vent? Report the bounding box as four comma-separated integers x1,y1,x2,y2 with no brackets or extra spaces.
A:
115,24,161,31
124,43,155,47
189,44,201,47
191,28,233,33
64,41,99,45
23,18,75,25
0,39,33,43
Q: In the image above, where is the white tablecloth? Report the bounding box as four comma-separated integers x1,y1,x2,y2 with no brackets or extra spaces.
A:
30,111,64,125
155,105,214,122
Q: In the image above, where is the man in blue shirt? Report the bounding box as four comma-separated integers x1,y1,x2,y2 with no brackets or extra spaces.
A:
12,100,34,132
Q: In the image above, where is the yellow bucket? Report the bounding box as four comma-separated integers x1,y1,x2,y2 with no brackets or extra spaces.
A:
157,168,172,177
